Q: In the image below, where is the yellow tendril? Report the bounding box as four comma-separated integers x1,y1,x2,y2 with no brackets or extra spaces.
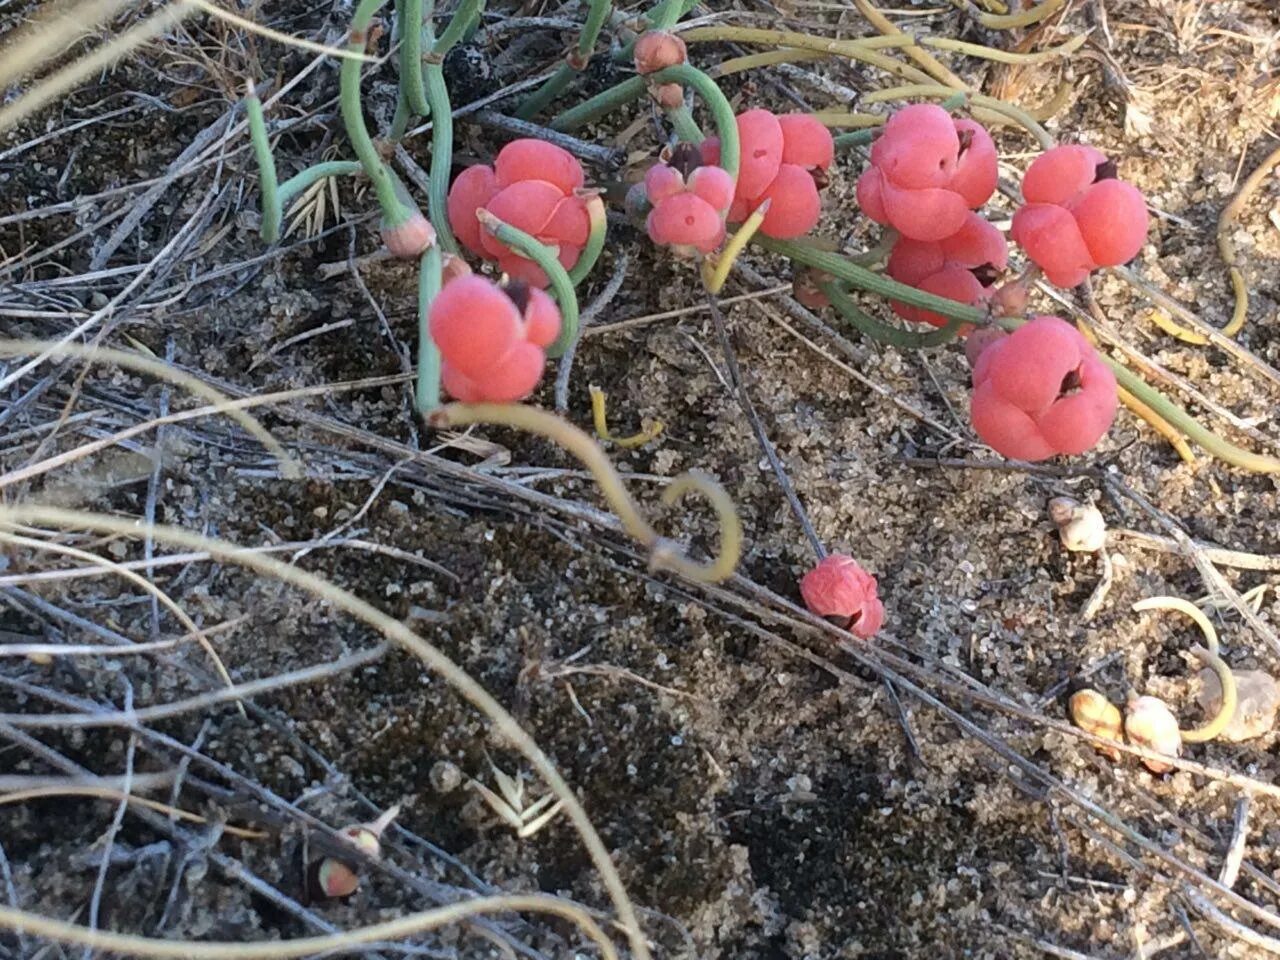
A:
429,404,740,583
703,200,770,295
589,386,665,449
852,0,968,89
811,111,886,129
709,48,826,78
1133,596,1237,744
922,31,1089,65
977,0,1068,30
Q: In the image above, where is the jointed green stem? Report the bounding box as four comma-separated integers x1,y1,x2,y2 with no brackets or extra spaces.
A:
568,195,608,287
476,209,580,359
421,0,483,254
432,0,483,55
647,64,738,179
550,75,645,132
341,0,413,228
389,88,412,141
245,87,280,243
834,129,878,150
578,0,612,59
821,282,966,348
758,236,987,322
667,103,704,143
424,59,457,253
400,0,429,116
516,0,613,120
416,243,443,413
278,161,363,208
1104,358,1280,473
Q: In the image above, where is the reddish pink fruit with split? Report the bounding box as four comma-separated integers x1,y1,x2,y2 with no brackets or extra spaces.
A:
886,212,1007,328
644,145,734,255
446,139,589,287
856,105,997,241
700,109,833,238
800,554,885,639
1010,145,1149,288
634,31,687,74
970,316,1118,461
429,275,561,403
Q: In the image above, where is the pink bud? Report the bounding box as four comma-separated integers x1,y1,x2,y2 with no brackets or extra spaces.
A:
380,210,436,259
633,31,687,74
800,554,885,639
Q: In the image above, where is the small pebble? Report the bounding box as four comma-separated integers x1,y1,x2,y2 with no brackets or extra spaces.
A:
1197,668,1280,742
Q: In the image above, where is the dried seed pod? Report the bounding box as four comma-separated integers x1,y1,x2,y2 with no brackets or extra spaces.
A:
309,805,400,900
1069,688,1123,760
1124,696,1181,773
314,858,360,899
1048,496,1107,553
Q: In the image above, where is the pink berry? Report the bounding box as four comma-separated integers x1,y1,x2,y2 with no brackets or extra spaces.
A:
494,139,584,195
777,113,834,172
970,316,1117,461
800,554,885,639
644,163,686,204
446,165,498,257
859,105,998,240
646,192,725,255
1011,146,1149,287
633,31,687,74
480,180,589,286
429,276,561,404
756,163,822,239
687,165,734,213
1021,144,1108,206
887,213,1007,327
732,108,785,201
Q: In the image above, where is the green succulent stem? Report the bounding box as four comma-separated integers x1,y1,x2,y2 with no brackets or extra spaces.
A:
245,86,280,243
278,161,364,208
667,103,704,143
341,0,413,229
400,0,430,116
416,243,443,413
476,209,580,359
834,129,879,150
568,195,608,287
550,75,646,132
758,236,987,321
516,0,613,120
432,0,483,54
821,282,967,348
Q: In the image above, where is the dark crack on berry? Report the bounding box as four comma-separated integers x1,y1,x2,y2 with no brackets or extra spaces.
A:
810,166,830,190
970,263,1000,286
957,128,974,156
1093,159,1117,182
501,278,531,314
667,141,703,180
1058,366,1084,397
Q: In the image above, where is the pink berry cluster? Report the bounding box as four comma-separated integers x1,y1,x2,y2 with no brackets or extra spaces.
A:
429,275,561,403
644,108,835,253
849,104,1150,462
448,140,590,288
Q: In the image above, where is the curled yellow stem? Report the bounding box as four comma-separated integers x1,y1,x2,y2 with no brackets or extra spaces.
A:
1116,387,1197,466
922,31,1089,65
976,0,1067,30
679,27,936,85
709,48,826,78
429,404,741,583
861,84,1054,147
1215,142,1280,338
703,200,770,295
589,385,664,449
1133,596,1237,743
811,111,885,129
852,0,967,89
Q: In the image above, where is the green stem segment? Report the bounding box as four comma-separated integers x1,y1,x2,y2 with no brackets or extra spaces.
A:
667,103,704,143
245,87,280,244
278,161,364,208
423,0,483,254
821,282,966,348
568,195,608,287
477,210,580,359
400,0,429,116
341,0,413,228
550,75,646,132
517,0,614,119
759,236,986,322
416,244,443,413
